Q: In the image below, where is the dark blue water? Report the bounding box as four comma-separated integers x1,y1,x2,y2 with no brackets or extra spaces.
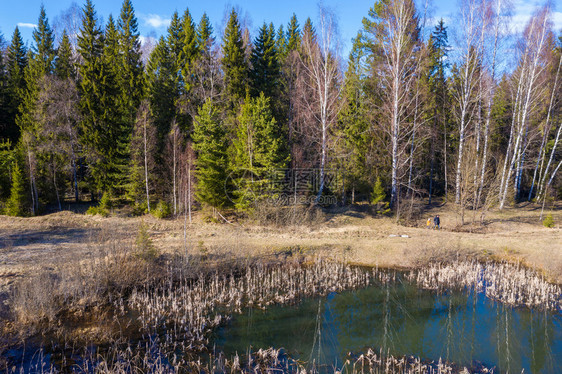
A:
213,280,562,373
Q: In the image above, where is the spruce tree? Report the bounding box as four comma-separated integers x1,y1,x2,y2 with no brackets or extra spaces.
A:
192,99,230,209
6,161,28,216
77,0,106,193
338,35,370,202
250,23,280,100
5,27,27,143
222,8,248,113
197,13,213,54
117,0,144,125
102,15,130,193
179,8,198,91
146,36,177,145
55,30,75,79
18,5,56,138
286,14,301,52
276,25,287,57
0,33,9,142
232,93,289,208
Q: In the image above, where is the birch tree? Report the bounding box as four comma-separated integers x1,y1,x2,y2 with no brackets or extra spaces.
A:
499,6,551,208
362,0,421,209
298,6,342,201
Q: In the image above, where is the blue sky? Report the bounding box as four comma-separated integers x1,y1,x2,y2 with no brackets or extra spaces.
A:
1,0,561,58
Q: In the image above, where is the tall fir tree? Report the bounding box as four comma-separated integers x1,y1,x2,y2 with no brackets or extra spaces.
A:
4,27,27,144
197,13,213,54
249,23,280,100
146,36,178,145
102,14,130,193
77,0,107,194
286,14,301,52
17,6,56,213
222,8,248,114
117,0,144,126
192,99,230,210
55,30,75,79
18,5,55,138
426,19,450,201
232,93,289,208
0,33,9,142
338,35,371,202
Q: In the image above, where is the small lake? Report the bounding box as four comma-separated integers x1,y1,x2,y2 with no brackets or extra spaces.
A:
213,278,562,373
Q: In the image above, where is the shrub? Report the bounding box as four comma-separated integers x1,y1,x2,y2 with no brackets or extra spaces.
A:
6,162,28,216
151,200,171,219
86,192,111,217
370,177,390,215
135,222,158,260
543,213,554,228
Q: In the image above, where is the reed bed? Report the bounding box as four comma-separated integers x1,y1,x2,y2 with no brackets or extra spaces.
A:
408,261,562,310
4,258,555,373
127,259,379,350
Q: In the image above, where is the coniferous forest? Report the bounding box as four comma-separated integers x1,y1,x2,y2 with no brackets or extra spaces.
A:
0,0,561,220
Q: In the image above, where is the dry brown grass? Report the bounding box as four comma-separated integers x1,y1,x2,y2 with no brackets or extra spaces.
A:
0,202,560,294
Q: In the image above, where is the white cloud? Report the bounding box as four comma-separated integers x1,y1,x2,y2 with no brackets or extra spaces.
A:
509,0,562,34
17,22,38,29
143,14,170,28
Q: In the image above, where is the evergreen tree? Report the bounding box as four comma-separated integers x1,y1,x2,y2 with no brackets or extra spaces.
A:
55,30,75,79
18,6,56,138
102,15,130,193
146,36,177,145
6,161,27,216
192,99,230,209
4,27,27,143
338,35,370,202
222,8,248,113
250,23,280,100
232,93,289,208
276,25,287,57
286,14,301,52
426,19,450,201
197,13,213,53
0,33,9,142
179,8,198,91
77,0,107,193
117,0,144,125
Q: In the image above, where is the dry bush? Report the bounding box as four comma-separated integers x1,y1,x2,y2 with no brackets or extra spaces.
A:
249,203,327,227
9,236,166,335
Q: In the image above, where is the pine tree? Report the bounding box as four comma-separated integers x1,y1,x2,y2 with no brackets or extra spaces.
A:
6,161,28,216
4,27,27,143
55,30,75,79
222,8,248,113
250,23,280,100
192,99,230,209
